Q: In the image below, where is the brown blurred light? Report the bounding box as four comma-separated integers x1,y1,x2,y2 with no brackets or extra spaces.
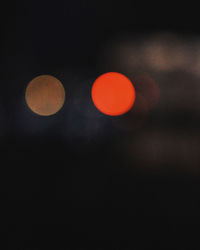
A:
102,33,200,76
25,75,65,116
133,74,160,110
123,131,200,173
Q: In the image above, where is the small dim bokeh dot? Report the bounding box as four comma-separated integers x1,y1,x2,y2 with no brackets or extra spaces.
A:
91,72,136,116
25,75,65,116
133,74,160,110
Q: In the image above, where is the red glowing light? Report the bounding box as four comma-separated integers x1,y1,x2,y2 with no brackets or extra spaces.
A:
91,72,136,116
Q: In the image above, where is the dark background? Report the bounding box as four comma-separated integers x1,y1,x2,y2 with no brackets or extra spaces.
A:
1,1,200,249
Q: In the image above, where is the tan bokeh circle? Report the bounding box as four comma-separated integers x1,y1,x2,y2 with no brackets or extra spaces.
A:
25,75,65,116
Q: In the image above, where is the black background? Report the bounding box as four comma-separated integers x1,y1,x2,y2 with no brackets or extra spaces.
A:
1,1,200,249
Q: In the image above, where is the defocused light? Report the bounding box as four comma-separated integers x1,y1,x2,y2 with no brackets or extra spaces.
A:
25,75,65,116
91,72,136,116
133,74,160,110
123,131,200,173
102,33,200,76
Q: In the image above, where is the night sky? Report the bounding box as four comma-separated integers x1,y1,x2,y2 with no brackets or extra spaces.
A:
1,1,200,249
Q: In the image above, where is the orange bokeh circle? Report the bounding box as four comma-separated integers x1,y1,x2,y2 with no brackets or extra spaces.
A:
91,72,136,116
